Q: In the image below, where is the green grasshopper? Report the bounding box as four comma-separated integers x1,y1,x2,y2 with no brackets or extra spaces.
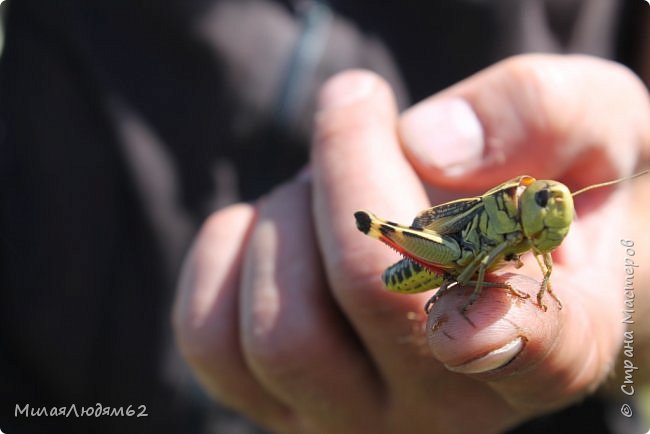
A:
354,171,647,314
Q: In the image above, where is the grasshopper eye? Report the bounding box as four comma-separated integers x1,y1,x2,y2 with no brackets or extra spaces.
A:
534,189,550,207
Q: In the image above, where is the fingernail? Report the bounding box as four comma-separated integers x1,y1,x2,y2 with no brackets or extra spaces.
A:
317,71,377,111
445,337,525,374
401,98,484,176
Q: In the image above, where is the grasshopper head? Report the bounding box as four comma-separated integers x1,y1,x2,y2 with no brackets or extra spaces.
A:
519,180,574,252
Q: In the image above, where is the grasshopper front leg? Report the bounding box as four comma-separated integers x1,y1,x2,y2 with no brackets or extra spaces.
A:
533,251,562,311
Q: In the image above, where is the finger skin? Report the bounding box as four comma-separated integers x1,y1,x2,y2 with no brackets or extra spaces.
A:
312,70,524,433
239,178,385,433
311,70,440,369
172,204,293,430
400,54,650,191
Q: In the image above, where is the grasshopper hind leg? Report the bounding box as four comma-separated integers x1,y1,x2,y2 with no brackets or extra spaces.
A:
424,278,456,314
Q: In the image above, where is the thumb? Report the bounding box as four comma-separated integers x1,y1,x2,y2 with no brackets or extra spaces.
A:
399,54,649,191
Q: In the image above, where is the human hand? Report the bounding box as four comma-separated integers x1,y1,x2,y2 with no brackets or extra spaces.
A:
173,54,650,433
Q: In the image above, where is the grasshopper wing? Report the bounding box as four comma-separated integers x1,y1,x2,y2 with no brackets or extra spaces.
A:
411,197,483,235
412,176,532,235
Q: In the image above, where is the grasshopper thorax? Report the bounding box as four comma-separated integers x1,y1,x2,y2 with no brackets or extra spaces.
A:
519,180,574,252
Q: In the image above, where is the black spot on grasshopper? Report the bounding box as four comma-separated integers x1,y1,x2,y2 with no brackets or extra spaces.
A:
403,265,413,280
354,211,372,234
503,186,518,200
379,225,396,237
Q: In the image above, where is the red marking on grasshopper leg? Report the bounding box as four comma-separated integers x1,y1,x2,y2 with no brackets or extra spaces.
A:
378,235,449,276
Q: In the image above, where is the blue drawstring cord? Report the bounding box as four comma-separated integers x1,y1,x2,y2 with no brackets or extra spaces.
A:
274,0,332,130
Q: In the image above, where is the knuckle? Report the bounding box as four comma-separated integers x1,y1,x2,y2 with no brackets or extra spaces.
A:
242,324,316,384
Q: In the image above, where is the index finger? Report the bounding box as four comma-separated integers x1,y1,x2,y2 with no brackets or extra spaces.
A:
311,71,436,371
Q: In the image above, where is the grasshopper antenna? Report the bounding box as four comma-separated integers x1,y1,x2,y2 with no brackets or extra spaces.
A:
571,169,649,197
